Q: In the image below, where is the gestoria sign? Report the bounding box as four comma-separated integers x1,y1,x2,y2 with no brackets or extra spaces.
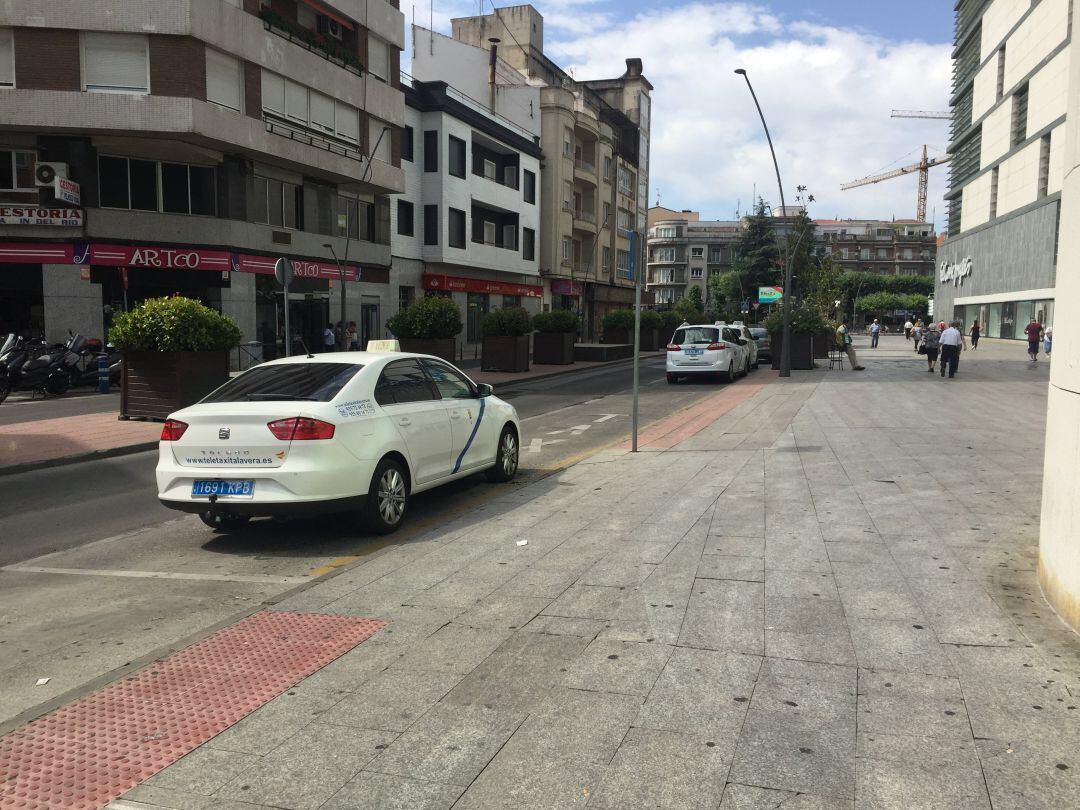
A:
0,207,83,226
939,256,972,287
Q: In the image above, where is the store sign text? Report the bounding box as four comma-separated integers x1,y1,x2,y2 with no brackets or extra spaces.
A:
129,248,205,269
940,257,972,287
0,207,83,227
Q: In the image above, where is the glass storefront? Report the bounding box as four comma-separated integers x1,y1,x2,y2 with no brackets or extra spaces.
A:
954,299,1054,338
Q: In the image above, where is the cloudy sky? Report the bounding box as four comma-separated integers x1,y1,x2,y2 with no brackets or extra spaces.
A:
407,1,955,230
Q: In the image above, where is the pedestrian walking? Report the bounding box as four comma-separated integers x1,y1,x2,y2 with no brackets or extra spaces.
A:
870,319,881,349
1044,325,1053,357
970,320,980,350
345,321,358,351
920,321,941,372
904,319,913,340
1024,317,1043,362
835,318,865,370
323,323,336,352
940,321,963,378
912,319,923,352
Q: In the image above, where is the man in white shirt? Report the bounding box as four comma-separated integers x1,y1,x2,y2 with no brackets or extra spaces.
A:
939,321,963,378
904,320,914,340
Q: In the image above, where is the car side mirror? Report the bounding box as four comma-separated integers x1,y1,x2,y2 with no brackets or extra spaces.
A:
477,383,494,398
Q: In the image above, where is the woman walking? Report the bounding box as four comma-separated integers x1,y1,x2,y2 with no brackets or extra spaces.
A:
920,321,941,373
1044,326,1053,357
970,320,980,350
912,319,924,352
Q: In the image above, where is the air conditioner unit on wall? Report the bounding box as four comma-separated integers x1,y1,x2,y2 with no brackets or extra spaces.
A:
316,15,343,39
35,162,69,187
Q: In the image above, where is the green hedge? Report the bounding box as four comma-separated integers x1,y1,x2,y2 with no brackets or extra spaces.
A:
387,295,463,339
481,307,532,337
109,297,242,352
603,309,636,331
765,304,828,335
533,309,579,333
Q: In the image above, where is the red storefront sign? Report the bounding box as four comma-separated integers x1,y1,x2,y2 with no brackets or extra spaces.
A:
550,279,584,296
423,273,542,298
0,242,360,281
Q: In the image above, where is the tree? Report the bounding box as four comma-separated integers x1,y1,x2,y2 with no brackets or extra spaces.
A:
800,252,844,320
673,298,700,323
735,198,782,289
687,285,704,313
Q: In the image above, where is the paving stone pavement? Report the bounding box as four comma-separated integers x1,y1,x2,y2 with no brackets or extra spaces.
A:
111,338,1080,809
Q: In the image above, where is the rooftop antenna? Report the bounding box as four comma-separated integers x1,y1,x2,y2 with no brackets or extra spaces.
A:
654,188,661,207
429,0,433,55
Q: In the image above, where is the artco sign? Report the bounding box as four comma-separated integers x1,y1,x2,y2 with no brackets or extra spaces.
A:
939,256,972,287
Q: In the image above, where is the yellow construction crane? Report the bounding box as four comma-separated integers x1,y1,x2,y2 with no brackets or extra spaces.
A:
841,110,952,221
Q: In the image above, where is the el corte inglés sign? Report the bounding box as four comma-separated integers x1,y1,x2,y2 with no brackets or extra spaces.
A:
939,257,972,287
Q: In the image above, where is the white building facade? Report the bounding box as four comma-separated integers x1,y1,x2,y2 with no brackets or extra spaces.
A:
390,79,542,346
936,0,1070,338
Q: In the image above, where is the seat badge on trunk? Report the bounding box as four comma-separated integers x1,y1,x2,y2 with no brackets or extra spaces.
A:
218,427,231,440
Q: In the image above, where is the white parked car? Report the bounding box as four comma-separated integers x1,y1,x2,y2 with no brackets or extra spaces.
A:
156,352,521,534
666,322,753,384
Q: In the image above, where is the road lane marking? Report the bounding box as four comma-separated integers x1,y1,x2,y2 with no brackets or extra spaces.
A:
527,438,565,453
2,565,310,584
592,414,620,422
546,424,592,436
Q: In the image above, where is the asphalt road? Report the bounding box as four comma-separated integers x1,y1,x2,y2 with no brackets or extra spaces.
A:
0,356,762,729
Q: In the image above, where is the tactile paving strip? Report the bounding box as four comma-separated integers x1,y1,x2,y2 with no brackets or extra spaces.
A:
0,610,387,809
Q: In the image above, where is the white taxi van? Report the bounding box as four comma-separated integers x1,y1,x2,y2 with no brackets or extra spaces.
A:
156,351,520,534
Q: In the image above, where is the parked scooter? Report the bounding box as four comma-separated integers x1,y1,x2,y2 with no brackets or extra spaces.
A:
0,333,75,403
64,333,122,388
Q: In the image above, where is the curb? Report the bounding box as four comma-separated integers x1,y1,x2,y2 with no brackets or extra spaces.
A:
0,441,159,478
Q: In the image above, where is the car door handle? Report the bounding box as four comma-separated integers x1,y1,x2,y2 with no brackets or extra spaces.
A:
397,416,411,426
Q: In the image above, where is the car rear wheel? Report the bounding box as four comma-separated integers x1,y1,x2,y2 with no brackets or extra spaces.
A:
666,373,679,384
721,361,734,383
363,457,409,534
486,426,520,483
199,512,250,532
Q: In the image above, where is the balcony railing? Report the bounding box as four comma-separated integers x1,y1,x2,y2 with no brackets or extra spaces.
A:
561,201,575,213
258,9,363,76
264,113,364,161
574,157,597,176
574,209,597,224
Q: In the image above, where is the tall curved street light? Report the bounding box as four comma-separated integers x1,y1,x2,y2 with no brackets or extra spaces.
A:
735,68,792,378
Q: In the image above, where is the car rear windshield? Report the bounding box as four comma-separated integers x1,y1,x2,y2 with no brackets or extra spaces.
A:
673,327,719,345
749,328,768,338
202,363,364,403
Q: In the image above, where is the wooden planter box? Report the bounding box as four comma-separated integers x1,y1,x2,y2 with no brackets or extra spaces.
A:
533,332,575,365
768,333,816,371
399,338,456,363
639,328,661,352
482,335,530,372
812,332,832,359
603,328,631,345
121,350,230,421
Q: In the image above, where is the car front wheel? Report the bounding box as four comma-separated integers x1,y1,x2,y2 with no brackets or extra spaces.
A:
486,426,520,483
363,457,409,534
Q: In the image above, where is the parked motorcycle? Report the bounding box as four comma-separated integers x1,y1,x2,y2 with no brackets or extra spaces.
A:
0,333,75,403
64,334,122,388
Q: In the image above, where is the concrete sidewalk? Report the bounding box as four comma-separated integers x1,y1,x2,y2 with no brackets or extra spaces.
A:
92,335,1079,809
0,353,661,475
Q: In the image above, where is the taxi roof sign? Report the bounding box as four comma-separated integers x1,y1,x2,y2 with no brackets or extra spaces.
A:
366,339,401,352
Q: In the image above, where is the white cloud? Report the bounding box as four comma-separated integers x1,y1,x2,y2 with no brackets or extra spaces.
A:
546,2,952,228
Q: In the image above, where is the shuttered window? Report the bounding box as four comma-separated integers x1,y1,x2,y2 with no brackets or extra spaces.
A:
261,71,284,114
310,90,335,134
205,48,241,111
336,101,358,144
0,29,14,88
368,34,389,81
285,79,308,123
82,32,149,93
369,118,390,162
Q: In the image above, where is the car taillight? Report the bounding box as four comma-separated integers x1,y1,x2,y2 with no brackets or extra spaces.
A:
706,343,727,350
160,419,188,441
667,344,681,351
267,417,336,441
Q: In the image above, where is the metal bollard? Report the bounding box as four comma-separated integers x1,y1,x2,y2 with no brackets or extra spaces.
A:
97,354,110,393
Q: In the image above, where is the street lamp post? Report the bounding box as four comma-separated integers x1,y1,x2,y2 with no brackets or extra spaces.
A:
735,68,793,378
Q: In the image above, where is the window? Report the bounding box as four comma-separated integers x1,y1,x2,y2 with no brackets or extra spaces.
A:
691,247,704,258
449,136,466,178
261,70,360,145
98,155,215,216
1012,84,1028,147
368,34,391,82
398,285,414,312
655,226,675,238
205,48,242,111
82,32,149,93
562,181,573,211
602,246,611,271
0,150,35,192
502,295,521,310
482,220,496,245
254,175,299,228
690,268,703,279
336,101,359,145
522,227,535,261
422,359,474,399
859,248,870,260
616,250,630,273
876,248,886,259
423,204,438,245
903,248,913,260
449,208,466,248
617,166,635,196
603,202,612,225
523,169,535,203
602,156,612,179
617,208,633,237
654,247,676,262
562,237,572,262
375,360,437,405
0,28,14,88
1039,134,1051,198
369,117,391,162
563,129,573,157
402,126,414,161
483,159,497,180
709,247,722,263
397,200,414,236
423,130,438,172
989,166,999,219
336,196,374,240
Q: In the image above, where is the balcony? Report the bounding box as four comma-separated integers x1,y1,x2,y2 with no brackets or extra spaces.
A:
574,157,597,185
561,200,575,214
649,272,687,285
258,9,363,76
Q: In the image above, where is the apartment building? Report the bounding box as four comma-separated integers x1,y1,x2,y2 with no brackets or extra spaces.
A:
816,220,937,276
936,0,1069,338
0,0,405,356
411,4,653,338
390,78,542,346
645,208,742,306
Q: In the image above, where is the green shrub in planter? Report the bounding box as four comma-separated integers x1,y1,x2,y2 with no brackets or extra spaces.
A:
602,309,636,331
110,296,242,351
533,309,579,333
638,309,662,330
764,304,827,335
660,310,683,332
481,307,532,337
387,295,462,339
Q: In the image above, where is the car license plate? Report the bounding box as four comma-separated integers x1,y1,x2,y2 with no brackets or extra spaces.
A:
191,480,255,498
684,348,704,356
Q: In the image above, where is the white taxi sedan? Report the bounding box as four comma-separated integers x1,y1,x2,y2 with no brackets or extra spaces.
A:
156,352,521,534
666,322,753,383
